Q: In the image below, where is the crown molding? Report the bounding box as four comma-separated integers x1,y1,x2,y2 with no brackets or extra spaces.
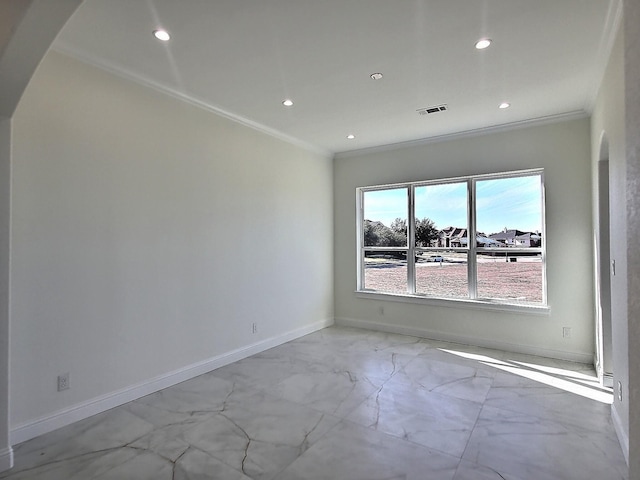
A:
52,38,599,163
583,0,624,113
334,110,589,159
51,43,333,160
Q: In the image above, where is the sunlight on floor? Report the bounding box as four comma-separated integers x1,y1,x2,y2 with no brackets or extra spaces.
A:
439,348,614,404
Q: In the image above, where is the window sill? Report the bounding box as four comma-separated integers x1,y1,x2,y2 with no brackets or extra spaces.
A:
354,290,550,315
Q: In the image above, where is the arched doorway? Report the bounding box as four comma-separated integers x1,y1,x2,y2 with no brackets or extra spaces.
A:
0,1,84,472
596,133,613,387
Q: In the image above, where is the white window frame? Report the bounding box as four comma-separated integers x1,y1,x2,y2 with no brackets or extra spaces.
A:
356,169,548,313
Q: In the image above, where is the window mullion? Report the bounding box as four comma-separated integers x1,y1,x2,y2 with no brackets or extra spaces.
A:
468,179,477,299
357,189,364,291
358,169,545,306
540,172,548,305
408,186,416,294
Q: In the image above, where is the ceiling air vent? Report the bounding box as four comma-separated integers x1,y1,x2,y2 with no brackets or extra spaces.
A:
417,104,448,116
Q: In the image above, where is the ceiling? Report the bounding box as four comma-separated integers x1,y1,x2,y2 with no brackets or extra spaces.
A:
52,0,620,156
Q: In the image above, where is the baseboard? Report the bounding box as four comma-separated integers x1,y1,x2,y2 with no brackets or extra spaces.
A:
335,317,593,364
611,403,629,466
10,318,334,445
0,447,13,473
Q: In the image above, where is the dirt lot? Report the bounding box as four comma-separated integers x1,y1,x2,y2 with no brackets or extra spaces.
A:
364,257,543,304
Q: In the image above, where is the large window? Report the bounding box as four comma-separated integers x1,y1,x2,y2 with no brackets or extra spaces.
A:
357,170,546,307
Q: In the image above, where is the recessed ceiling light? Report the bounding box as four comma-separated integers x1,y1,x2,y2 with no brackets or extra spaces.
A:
282,99,294,107
347,134,355,140
475,38,492,50
153,29,171,42
499,102,511,109
370,73,383,80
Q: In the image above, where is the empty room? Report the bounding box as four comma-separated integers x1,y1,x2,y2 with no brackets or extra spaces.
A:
0,1,638,479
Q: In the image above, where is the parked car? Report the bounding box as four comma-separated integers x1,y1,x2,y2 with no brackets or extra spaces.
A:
429,255,444,262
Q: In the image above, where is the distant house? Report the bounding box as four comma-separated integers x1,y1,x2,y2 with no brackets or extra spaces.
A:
488,228,541,247
515,232,542,247
488,229,524,246
437,226,467,247
437,227,502,248
459,235,503,247
436,226,541,248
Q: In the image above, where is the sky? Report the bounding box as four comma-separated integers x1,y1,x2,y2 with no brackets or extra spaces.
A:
363,175,542,235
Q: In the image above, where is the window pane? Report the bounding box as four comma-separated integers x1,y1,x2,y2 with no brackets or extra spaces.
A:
363,188,408,247
416,251,468,298
364,251,407,294
476,253,543,304
358,171,546,306
476,175,542,247
415,182,468,248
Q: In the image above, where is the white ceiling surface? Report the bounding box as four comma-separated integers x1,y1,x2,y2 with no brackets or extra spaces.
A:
53,0,619,156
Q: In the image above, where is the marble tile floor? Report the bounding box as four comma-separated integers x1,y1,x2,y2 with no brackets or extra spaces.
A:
0,326,628,480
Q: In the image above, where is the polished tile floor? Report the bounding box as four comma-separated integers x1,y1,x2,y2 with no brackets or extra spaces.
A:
1,326,628,479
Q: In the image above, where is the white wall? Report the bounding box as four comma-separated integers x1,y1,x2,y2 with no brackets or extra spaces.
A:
10,51,333,435
0,1,84,468
590,23,629,461
0,116,12,470
623,0,640,476
334,118,594,361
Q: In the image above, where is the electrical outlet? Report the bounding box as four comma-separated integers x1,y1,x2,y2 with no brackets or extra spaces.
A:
617,381,623,402
252,322,257,334
57,373,70,392
562,327,571,338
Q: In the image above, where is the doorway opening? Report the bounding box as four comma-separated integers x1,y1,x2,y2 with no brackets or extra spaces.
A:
596,134,613,387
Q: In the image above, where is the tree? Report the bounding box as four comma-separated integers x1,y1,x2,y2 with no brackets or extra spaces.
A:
415,217,438,247
389,218,408,246
390,218,407,235
364,218,435,248
363,219,381,246
363,219,406,247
